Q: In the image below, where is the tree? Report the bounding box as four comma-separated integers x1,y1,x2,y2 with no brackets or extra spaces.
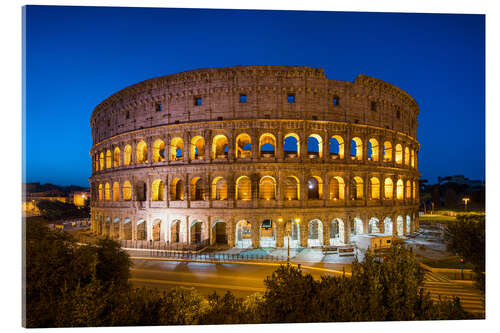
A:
444,188,458,209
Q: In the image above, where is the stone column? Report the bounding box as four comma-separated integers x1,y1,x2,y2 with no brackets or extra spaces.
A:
251,219,260,248
276,220,284,248
276,129,283,161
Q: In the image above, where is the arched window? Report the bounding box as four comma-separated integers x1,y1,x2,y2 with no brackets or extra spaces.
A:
307,176,323,200
396,179,404,200
370,177,380,199
404,147,410,166
98,184,103,201
329,176,345,200
384,178,393,199
284,176,300,200
413,181,416,199
152,179,164,201
170,137,184,161
351,177,363,200
330,135,345,159
113,147,121,167
307,134,323,158
136,141,148,164
383,141,392,162
406,180,411,199
170,178,184,200
212,177,228,200
122,181,131,201
284,133,300,158
259,176,276,200
259,133,276,157
411,149,415,168
235,133,252,159
191,136,205,160
123,145,132,166
112,182,120,201
152,139,165,162
212,135,229,159
368,138,379,162
104,183,110,201
189,177,205,201
236,176,252,200
106,150,112,169
395,144,403,164
350,137,363,161
99,152,104,170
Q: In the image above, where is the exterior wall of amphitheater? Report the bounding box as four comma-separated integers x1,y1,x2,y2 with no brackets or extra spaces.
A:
89,65,420,249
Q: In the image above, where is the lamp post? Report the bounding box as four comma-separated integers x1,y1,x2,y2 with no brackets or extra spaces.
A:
462,197,470,212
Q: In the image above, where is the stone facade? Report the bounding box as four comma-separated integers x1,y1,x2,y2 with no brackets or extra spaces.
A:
89,65,420,248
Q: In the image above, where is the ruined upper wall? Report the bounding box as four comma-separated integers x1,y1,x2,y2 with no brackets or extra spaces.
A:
90,66,419,144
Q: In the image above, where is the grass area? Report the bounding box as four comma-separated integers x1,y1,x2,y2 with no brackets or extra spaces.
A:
419,214,456,224
423,256,473,269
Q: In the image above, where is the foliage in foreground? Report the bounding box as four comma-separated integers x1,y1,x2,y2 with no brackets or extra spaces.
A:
25,220,474,327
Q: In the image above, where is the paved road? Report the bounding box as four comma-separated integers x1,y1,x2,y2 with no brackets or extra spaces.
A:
129,258,337,298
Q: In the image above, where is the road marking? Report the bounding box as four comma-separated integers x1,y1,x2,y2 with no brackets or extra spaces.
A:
129,278,266,292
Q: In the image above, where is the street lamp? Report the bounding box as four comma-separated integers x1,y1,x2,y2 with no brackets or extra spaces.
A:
462,197,470,211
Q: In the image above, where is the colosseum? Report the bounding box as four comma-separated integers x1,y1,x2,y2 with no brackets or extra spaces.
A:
89,65,420,250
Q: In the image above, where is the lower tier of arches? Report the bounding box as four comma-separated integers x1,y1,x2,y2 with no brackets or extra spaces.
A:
90,207,419,248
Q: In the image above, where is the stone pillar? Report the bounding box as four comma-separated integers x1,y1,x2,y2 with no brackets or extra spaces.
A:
322,132,328,162
276,129,283,161
343,217,351,244
228,129,235,162
276,220,284,248
299,218,308,247
183,133,189,163
185,174,190,207
252,219,260,248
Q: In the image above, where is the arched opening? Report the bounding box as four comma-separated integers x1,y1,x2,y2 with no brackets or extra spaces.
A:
152,139,165,162
112,218,120,239
411,149,415,168
211,177,228,200
307,176,323,200
406,180,411,200
284,133,300,158
384,217,393,235
190,177,205,201
152,219,161,241
235,176,252,200
329,135,345,159
369,217,380,234
212,221,227,245
330,218,345,245
283,176,300,200
98,184,103,201
283,219,300,248
369,177,380,200
170,178,184,201
112,182,120,201
171,220,181,243
134,182,146,202
397,216,404,236
307,134,323,158
308,219,323,247
104,217,111,237
259,133,276,157
99,152,104,170
353,217,364,235
350,137,363,161
212,134,229,159
384,178,393,199
136,220,146,240
170,137,184,161
404,147,410,166
413,181,416,200
259,176,276,200
383,141,392,162
190,221,203,244
136,141,148,164
104,183,110,201
395,144,403,164
124,145,132,166
235,220,252,248
95,154,99,171
396,179,404,200
406,216,411,234
351,177,364,200
113,147,121,167
106,150,112,169
235,133,252,159
260,219,275,247
151,179,164,201
123,218,132,240
122,181,131,201
368,138,379,162
191,136,205,160
329,176,345,200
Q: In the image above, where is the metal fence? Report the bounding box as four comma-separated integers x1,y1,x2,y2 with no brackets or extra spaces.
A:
120,239,211,252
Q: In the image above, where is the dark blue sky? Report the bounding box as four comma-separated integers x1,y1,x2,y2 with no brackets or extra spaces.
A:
24,6,485,187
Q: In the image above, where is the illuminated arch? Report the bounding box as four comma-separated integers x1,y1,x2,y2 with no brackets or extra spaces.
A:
308,219,323,247
106,150,112,169
411,149,415,168
212,134,229,159
122,181,132,201
404,146,410,166
152,139,165,162
99,152,104,170
307,134,323,158
190,177,205,201
353,217,364,235
283,176,300,200
284,133,300,158
170,137,184,161
395,144,403,164
259,133,276,157
94,154,99,171
370,177,380,199
235,176,252,200
235,133,252,159
383,141,392,162
413,181,416,199
170,178,184,200
235,220,252,248
113,147,121,167
369,217,380,233
307,176,323,200
170,219,181,243
112,182,120,201
407,216,411,234
351,176,364,200
123,144,132,166
384,178,393,199
136,219,146,241
406,180,411,199
259,176,276,200
368,138,379,162
211,177,228,200
190,220,203,244
329,176,345,200
330,218,345,245
396,179,404,200
98,184,103,201
397,216,404,236
384,217,393,235
152,218,162,241
350,137,363,160
151,179,164,201
136,140,148,164
191,136,205,160
330,135,345,159
104,182,110,201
